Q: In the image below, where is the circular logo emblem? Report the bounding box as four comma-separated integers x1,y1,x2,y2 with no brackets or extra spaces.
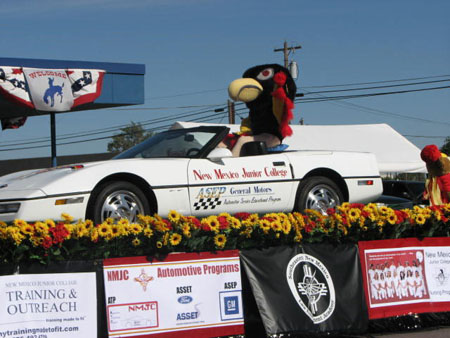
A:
286,253,335,323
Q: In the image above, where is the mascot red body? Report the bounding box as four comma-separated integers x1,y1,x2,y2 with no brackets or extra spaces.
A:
420,144,450,205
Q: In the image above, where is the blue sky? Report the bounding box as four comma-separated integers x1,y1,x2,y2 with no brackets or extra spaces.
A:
0,0,448,161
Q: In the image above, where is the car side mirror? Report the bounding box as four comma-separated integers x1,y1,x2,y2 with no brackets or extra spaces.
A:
207,147,233,160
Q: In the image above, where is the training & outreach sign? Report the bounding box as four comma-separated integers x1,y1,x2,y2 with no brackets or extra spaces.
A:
359,237,450,319
0,272,97,338
103,250,244,338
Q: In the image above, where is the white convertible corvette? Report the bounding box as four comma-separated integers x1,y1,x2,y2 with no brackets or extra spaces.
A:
0,126,382,223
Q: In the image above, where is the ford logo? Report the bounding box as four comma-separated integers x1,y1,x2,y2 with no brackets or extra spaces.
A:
177,296,193,304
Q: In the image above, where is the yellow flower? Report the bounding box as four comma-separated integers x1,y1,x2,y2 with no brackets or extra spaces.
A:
348,208,361,223
19,223,34,236
132,237,141,247
111,224,122,238
207,216,220,233
7,226,24,245
45,219,56,227
34,221,49,235
163,232,169,246
30,235,44,247
144,226,154,238
271,220,283,232
61,213,74,223
84,220,94,231
181,223,191,237
214,234,226,249
230,217,242,229
91,228,99,242
259,219,271,233
105,217,115,225
13,219,27,228
282,220,292,235
130,223,143,235
415,214,426,225
338,202,350,212
169,233,182,246
156,241,163,248
386,213,397,225
97,222,112,237
168,210,181,223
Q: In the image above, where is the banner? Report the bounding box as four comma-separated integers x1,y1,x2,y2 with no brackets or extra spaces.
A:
359,237,450,319
240,244,368,335
0,272,97,338
0,66,105,129
103,250,244,338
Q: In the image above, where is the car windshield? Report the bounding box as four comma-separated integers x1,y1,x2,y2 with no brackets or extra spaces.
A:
113,126,227,159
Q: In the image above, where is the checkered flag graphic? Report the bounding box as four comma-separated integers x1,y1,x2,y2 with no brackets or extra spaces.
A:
193,197,222,210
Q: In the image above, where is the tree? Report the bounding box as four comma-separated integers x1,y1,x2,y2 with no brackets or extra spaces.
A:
441,136,450,155
107,122,153,153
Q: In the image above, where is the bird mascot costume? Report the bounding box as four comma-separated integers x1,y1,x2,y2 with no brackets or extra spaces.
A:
224,64,296,156
420,144,450,206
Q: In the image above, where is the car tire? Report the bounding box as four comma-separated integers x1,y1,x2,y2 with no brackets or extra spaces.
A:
295,176,343,214
88,181,151,224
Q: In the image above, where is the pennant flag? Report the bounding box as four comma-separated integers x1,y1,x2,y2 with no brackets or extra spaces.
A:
67,69,105,108
0,67,34,108
1,116,27,130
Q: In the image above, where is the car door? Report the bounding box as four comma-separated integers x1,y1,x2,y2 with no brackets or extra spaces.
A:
187,153,295,216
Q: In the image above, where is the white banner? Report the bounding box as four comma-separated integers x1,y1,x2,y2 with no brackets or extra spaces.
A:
0,272,97,338
23,68,74,112
103,251,244,337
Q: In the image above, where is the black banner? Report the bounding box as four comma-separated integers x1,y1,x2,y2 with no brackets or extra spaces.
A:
240,244,368,335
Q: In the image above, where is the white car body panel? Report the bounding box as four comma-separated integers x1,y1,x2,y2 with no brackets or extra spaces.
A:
0,126,383,222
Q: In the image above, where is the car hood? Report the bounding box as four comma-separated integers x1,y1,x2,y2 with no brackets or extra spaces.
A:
0,158,190,195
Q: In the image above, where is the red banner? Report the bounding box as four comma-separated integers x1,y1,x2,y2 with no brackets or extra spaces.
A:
359,237,450,319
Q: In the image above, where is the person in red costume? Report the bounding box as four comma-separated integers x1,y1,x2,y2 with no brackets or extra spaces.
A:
223,64,296,157
420,144,450,205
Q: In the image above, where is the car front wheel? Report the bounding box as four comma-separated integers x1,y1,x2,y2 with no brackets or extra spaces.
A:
295,176,343,214
88,181,151,224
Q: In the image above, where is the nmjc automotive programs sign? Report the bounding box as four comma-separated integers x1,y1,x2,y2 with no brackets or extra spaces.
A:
103,250,244,338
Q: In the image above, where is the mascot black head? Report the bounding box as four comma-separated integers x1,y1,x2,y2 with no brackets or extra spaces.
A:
228,64,296,141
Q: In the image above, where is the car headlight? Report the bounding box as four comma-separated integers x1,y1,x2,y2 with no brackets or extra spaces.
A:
0,203,20,214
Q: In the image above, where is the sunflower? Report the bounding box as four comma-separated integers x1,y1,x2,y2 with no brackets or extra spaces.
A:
169,233,182,246
45,219,56,228
130,223,143,235
132,237,141,247
61,213,74,223
156,241,163,248
282,220,292,235
348,208,361,223
30,235,44,247
13,219,27,228
111,224,122,238
19,223,34,236
168,210,181,223
415,214,426,225
207,216,220,233
259,219,271,233
7,227,25,245
386,213,397,225
271,220,283,232
144,226,154,238
230,217,242,229
214,234,226,249
90,228,99,242
97,223,112,237
181,223,191,237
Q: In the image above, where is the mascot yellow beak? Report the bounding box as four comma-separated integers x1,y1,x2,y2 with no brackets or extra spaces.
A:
228,78,263,102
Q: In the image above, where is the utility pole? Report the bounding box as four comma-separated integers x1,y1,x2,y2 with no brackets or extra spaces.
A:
274,41,302,68
227,99,235,124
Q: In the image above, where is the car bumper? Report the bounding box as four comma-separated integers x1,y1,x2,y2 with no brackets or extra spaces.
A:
0,192,90,222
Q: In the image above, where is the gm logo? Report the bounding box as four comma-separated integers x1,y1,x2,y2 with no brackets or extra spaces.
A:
224,296,239,315
219,291,243,321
